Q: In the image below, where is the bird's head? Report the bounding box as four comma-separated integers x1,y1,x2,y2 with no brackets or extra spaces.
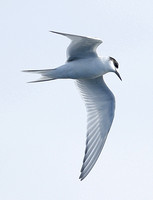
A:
102,56,122,80
108,57,122,81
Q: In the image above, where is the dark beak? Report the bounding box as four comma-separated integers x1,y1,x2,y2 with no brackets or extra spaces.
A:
115,69,122,81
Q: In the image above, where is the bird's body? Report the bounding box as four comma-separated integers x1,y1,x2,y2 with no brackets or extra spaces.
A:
35,57,111,80
24,31,121,180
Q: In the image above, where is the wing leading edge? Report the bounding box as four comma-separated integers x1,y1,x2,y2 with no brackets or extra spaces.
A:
51,31,102,61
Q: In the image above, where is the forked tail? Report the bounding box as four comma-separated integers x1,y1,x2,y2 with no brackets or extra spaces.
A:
23,69,56,83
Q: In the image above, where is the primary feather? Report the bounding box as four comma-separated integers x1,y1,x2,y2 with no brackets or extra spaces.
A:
51,31,102,61
77,77,115,180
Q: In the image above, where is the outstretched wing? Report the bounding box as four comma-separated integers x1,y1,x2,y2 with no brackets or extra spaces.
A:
51,31,102,61
76,76,115,180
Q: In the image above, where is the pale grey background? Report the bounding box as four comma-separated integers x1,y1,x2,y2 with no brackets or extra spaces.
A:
0,0,153,199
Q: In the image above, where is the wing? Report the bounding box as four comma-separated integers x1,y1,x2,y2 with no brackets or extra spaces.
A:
76,76,115,180
51,31,102,61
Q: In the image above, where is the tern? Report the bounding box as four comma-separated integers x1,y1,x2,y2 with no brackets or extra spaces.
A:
24,31,122,180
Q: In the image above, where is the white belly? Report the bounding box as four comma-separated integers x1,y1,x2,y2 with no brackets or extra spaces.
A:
54,57,107,80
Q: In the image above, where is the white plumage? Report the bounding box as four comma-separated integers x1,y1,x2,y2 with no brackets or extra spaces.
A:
24,31,121,180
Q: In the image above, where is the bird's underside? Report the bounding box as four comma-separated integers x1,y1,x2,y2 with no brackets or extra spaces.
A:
24,31,116,180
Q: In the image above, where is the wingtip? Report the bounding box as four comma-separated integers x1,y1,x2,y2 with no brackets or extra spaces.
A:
79,174,83,181
49,30,61,35
79,174,86,181
27,81,38,83
22,69,39,73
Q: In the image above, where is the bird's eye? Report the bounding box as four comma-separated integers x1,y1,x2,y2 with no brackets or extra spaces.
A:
109,57,119,69
114,61,118,68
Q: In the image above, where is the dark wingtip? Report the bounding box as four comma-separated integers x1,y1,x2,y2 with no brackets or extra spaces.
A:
79,172,86,181
27,81,38,83
49,30,60,34
22,70,38,73
79,175,83,181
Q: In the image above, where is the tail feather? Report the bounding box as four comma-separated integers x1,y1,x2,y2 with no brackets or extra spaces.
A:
27,77,55,83
23,69,56,83
22,69,53,74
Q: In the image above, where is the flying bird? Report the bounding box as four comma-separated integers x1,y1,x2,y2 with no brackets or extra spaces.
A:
24,31,122,180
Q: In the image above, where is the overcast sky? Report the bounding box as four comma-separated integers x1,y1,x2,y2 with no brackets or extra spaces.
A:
0,0,153,199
